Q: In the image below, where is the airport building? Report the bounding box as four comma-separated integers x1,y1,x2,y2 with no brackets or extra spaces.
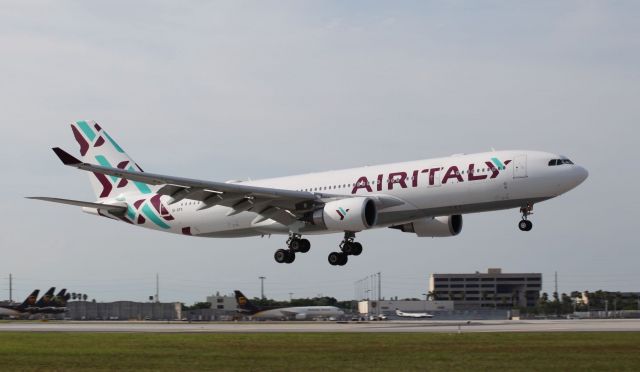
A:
205,292,237,311
67,301,182,320
429,268,542,309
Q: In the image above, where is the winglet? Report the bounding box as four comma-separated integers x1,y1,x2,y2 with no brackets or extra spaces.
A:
52,147,82,165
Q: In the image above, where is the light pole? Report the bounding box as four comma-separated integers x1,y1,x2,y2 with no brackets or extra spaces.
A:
289,292,293,302
259,276,266,300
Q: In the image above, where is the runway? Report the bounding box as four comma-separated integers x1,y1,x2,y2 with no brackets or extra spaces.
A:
1,319,639,333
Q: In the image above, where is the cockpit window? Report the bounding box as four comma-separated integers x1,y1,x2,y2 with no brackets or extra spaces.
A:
548,158,574,166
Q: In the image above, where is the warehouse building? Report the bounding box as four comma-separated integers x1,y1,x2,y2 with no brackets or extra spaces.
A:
429,268,542,309
67,301,182,320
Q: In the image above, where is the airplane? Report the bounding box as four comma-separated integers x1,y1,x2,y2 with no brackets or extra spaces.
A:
0,290,40,317
234,290,344,320
395,308,433,318
32,289,70,314
30,121,588,266
31,287,56,311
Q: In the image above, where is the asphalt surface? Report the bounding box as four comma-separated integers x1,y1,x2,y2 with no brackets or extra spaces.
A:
0,319,639,333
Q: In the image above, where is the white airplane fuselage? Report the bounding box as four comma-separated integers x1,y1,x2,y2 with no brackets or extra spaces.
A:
93,150,587,238
250,306,344,320
395,309,433,318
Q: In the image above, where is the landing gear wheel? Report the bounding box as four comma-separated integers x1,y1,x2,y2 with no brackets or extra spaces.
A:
287,235,310,253
274,249,288,263
341,242,354,255
338,253,348,266
328,252,342,266
298,239,311,253
518,220,528,231
285,250,296,264
518,220,533,231
519,204,534,232
351,242,362,256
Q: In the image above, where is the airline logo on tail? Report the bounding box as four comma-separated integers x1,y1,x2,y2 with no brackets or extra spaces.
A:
70,120,149,198
25,290,39,306
69,120,176,230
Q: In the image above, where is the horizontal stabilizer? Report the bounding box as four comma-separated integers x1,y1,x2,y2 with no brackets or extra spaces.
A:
52,147,82,165
26,197,127,214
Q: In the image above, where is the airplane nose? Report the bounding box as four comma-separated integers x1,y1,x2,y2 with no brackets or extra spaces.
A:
575,165,589,185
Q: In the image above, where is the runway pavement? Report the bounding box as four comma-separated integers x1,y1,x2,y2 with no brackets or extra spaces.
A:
0,319,639,333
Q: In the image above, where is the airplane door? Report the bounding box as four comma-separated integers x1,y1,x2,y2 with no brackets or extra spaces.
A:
513,154,527,179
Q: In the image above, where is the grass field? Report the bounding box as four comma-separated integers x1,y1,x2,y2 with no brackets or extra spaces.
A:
0,332,638,371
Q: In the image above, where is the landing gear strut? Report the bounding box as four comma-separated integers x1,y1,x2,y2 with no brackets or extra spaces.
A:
328,232,363,266
274,234,311,264
518,204,534,232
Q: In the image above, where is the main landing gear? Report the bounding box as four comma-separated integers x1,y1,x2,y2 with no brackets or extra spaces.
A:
328,232,363,267
518,204,534,232
274,234,311,264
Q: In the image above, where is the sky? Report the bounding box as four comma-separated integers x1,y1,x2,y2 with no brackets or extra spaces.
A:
1,1,638,304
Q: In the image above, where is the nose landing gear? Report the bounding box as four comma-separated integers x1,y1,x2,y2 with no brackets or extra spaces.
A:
518,204,534,231
274,234,311,264
328,232,363,266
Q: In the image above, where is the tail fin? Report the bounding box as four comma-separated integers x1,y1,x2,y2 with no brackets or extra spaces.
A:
70,120,152,200
20,290,40,308
52,289,67,306
234,290,261,314
35,287,55,307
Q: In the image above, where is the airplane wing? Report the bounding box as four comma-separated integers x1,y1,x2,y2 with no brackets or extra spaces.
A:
51,147,322,225
49,147,407,227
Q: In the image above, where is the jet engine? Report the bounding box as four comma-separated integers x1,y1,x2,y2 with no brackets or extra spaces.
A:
310,197,378,232
392,215,463,237
295,314,306,320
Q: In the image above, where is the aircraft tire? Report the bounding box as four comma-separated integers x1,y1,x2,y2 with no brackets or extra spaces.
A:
285,250,296,264
351,242,363,256
298,239,311,253
328,252,341,266
338,253,348,266
341,242,354,255
274,249,288,263
518,220,529,231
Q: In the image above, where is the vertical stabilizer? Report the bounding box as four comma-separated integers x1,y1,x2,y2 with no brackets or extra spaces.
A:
234,290,261,315
70,120,153,200
19,289,40,308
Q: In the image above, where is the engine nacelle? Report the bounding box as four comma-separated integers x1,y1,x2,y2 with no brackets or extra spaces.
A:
311,197,377,232
393,215,463,237
295,313,306,320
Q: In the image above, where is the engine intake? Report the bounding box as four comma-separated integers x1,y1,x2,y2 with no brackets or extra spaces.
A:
311,197,377,232
392,215,463,237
